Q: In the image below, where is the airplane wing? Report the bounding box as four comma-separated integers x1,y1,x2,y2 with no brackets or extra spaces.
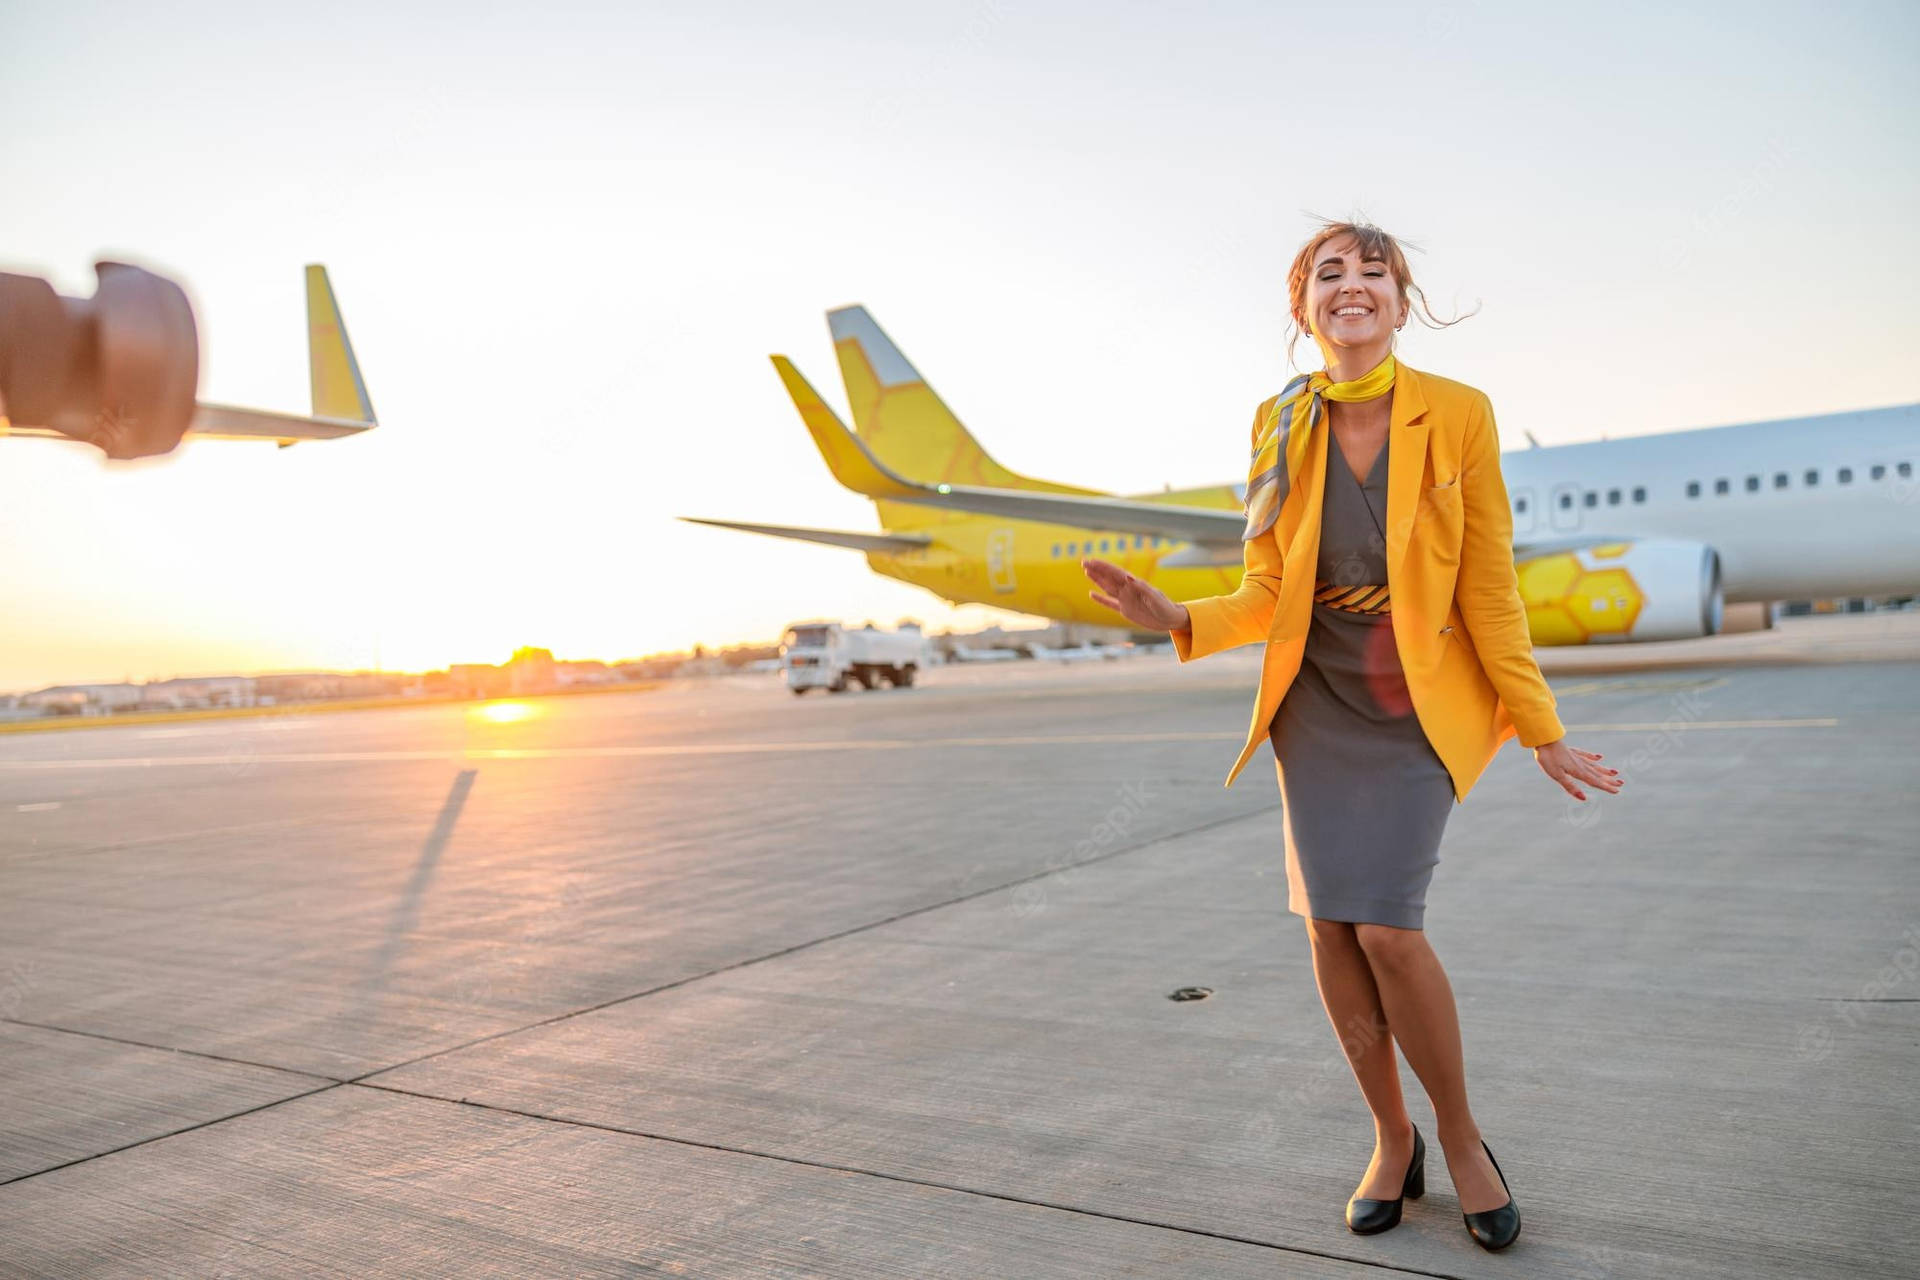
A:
5,405,370,447
1,264,375,449
677,517,933,554
769,355,1246,551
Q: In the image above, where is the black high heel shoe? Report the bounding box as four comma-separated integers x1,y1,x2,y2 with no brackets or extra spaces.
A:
1461,1138,1521,1250
1346,1123,1425,1234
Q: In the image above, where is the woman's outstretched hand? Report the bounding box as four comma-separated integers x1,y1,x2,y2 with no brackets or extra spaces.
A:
1533,739,1622,802
1082,558,1191,633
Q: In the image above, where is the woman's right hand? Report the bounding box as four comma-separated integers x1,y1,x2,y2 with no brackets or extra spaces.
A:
1082,558,1192,633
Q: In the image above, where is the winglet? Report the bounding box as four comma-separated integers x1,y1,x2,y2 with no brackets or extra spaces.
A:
305,265,376,425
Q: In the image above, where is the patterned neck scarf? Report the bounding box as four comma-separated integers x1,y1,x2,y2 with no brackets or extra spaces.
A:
1241,353,1397,541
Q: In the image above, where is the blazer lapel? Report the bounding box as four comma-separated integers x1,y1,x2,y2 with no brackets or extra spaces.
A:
1384,364,1432,580
1268,405,1330,639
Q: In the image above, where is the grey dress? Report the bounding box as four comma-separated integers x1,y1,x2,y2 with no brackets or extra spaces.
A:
1266,430,1456,930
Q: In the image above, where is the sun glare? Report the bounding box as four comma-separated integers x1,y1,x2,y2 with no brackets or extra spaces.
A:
471,700,540,724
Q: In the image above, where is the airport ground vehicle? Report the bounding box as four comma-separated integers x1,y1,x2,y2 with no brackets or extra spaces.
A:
781,620,924,694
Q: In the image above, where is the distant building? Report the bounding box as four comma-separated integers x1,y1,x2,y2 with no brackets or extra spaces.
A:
253,672,411,703
554,660,619,686
141,676,257,710
447,664,511,699
1,644,676,721
19,683,143,715
613,657,681,680
507,647,555,694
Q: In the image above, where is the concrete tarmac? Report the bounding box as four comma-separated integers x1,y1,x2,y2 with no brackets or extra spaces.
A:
1,614,1916,1277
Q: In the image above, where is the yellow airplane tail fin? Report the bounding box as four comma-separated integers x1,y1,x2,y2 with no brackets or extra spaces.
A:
305,264,375,424
826,306,1100,530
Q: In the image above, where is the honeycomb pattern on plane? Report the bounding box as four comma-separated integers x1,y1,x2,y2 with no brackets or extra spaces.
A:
1515,549,1646,645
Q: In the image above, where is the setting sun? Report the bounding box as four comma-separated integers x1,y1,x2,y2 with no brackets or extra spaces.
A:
470,700,540,725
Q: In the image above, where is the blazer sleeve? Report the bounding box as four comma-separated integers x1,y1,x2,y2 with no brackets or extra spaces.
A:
1456,391,1566,747
1170,397,1285,663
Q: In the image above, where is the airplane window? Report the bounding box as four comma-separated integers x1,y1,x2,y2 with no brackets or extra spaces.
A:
1606,488,1621,505
1100,539,1109,552
1559,493,1573,509
1686,481,1700,498
1583,491,1598,507
1745,475,1759,492
1804,468,1818,485
1774,472,1788,489
1632,486,1646,503
1134,535,1143,549
1901,462,1913,477
1871,464,1886,480
1067,542,1078,555
1515,496,1528,514
1714,478,1729,494
1051,544,1062,558
1151,536,1161,547
1838,467,1852,483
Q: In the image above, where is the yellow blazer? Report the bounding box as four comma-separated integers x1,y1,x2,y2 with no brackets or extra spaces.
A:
1173,362,1565,799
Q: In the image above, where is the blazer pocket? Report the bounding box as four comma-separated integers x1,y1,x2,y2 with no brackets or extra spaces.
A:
1420,480,1465,562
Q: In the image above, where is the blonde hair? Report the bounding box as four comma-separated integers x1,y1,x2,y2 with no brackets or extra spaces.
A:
1283,214,1477,370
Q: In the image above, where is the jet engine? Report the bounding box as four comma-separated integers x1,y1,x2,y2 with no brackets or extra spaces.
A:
1513,537,1723,644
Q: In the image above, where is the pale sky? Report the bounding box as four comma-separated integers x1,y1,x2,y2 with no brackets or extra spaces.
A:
2,0,1914,692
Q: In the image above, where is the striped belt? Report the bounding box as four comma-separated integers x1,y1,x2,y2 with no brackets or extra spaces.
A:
1313,580,1391,615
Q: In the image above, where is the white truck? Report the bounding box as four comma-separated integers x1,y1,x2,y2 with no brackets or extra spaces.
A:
781,620,925,695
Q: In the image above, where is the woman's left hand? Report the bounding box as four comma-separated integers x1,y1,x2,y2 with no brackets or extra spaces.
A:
1532,739,1622,802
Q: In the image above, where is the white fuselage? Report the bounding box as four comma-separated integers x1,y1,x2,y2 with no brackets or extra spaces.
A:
1495,403,1919,601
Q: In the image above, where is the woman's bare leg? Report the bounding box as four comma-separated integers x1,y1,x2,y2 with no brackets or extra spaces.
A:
1303,916,1417,1199
1351,922,1509,1213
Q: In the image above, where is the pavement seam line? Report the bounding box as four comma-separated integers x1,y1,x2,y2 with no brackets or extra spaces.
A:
347,1078,1473,1280
0,802,1285,1193
0,1082,346,1188
348,800,1284,1084
0,1016,347,1084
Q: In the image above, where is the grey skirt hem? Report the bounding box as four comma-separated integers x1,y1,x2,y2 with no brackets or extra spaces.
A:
1286,891,1426,930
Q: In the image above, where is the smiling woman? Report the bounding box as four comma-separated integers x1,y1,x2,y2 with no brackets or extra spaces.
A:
1081,216,1623,1252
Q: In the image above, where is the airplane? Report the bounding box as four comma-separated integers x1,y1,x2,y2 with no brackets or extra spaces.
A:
681,307,1920,646
1025,642,1121,662
0,264,376,449
946,644,1021,663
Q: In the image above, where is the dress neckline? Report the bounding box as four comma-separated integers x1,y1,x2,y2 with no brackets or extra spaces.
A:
1333,431,1389,490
